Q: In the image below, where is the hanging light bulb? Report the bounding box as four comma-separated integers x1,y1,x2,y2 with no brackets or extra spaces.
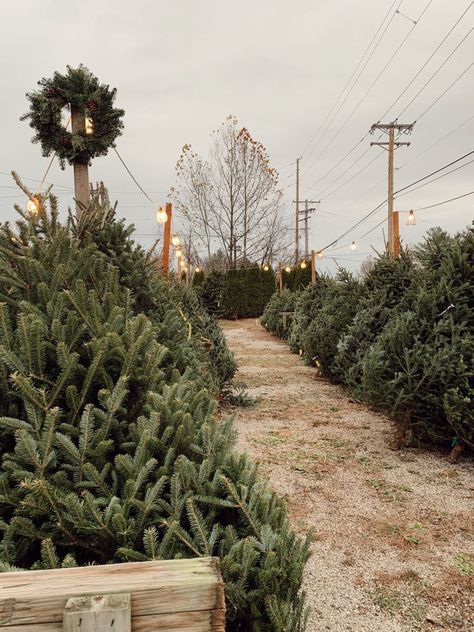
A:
195,267,201,273
171,234,180,247
85,117,94,135
407,210,416,226
317,251,324,259
27,196,40,217
350,240,357,251
285,266,291,273
263,264,270,272
300,260,307,269
156,207,168,224
175,248,183,259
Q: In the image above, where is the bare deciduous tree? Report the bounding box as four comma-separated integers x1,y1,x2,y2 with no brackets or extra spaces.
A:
171,115,290,269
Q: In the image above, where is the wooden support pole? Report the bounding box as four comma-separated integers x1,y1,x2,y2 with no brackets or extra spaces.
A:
71,107,90,220
161,203,172,275
278,263,283,294
311,250,316,286
392,211,400,257
294,158,300,265
177,255,182,282
64,594,131,632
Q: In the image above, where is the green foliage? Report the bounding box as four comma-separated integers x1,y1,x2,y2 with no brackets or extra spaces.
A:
221,266,276,319
266,227,474,452
285,263,312,291
261,290,300,340
198,271,225,317
21,65,124,167
0,195,309,631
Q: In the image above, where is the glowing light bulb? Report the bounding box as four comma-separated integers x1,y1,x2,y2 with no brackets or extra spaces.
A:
263,264,270,272
156,207,168,224
175,248,183,259
171,234,180,247
85,117,94,135
285,266,291,273
317,251,324,259
350,240,357,251
27,196,40,216
300,261,307,269
195,267,200,273
407,210,416,226
183,266,188,273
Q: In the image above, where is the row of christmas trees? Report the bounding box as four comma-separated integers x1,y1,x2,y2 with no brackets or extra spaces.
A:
262,226,474,457
0,186,310,631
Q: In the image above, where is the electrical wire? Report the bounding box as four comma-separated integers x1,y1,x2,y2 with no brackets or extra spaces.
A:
113,147,159,206
379,0,474,120
301,0,400,162
318,148,474,250
415,61,474,121
304,0,434,186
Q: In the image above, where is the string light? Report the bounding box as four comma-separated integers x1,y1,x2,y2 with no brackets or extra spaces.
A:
27,196,40,217
263,264,270,271
156,207,168,224
407,209,416,225
285,266,291,273
317,251,324,259
195,267,201,273
175,248,183,258
85,117,94,135
171,234,180,247
350,240,357,251
300,261,307,269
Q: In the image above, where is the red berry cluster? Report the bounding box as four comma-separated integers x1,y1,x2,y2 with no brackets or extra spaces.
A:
46,86,62,99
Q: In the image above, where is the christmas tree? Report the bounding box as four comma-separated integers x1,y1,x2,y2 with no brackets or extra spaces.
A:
0,190,310,631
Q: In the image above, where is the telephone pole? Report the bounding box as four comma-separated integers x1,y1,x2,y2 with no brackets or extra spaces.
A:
370,122,414,255
294,158,301,264
292,199,320,258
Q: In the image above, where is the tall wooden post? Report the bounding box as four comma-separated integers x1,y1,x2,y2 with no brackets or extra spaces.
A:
162,203,172,274
278,263,283,294
387,127,394,253
311,250,316,286
392,211,400,257
177,255,182,282
71,107,90,220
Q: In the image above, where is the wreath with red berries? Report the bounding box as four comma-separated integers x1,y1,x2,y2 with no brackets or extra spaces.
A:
22,65,125,167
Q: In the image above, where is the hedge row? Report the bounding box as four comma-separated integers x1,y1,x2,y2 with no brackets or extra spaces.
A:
262,227,474,453
195,266,276,319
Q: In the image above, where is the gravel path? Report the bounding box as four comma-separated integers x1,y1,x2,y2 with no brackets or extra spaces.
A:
221,319,474,632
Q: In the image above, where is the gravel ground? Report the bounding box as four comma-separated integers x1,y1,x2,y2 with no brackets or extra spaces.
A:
221,319,474,632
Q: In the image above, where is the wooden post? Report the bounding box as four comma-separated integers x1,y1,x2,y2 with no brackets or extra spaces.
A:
161,203,172,274
71,107,90,220
392,211,400,257
294,158,300,264
64,594,131,632
311,250,316,286
278,263,283,294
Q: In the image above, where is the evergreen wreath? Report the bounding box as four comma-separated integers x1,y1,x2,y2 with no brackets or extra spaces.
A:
21,65,125,167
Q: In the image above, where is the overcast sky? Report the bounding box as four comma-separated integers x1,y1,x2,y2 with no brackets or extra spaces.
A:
1,0,472,273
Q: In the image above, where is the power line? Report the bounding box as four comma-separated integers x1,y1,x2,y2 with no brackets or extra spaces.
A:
415,61,474,122
113,147,159,207
304,0,434,186
319,149,385,199
301,0,400,162
379,0,474,120
318,149,474,250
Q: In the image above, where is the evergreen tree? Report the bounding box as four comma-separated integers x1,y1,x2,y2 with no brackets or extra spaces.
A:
0,195,310,631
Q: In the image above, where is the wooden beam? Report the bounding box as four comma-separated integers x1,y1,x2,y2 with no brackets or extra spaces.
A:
63,594,131,632
310,250,316,286
71,106,90,220
161,202,172,274
0,558,224,630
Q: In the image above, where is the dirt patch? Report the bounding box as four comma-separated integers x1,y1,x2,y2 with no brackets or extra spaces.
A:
221,318,474,632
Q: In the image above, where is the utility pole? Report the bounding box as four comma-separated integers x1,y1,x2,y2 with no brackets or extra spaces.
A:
294,158,300,264
161,202,172,275
370,122,414,255
293,199,320,258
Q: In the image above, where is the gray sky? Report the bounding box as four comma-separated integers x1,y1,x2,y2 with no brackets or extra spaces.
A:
1,0,473,273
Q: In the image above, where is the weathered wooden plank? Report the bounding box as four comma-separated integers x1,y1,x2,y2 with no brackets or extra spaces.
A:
0,558,224,627
63,594,131,632
0,610,225,632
